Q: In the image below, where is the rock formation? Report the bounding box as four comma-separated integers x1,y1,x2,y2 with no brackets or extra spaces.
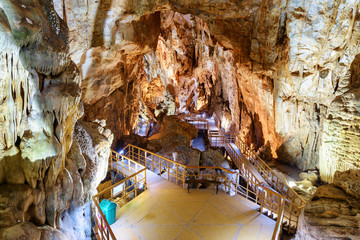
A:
296,169,360,239
0,1,112,239
51,0,360,183
2,0,360,239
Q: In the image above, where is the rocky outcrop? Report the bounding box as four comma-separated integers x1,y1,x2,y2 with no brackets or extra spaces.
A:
51,1,360,181
296,169,360,239
201,149,225,167
2,0,360,237
147,116,199,166
319,54,360,182
0,1,113,239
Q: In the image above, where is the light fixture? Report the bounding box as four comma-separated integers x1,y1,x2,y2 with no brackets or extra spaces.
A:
202,113,206,118
119,150,124,155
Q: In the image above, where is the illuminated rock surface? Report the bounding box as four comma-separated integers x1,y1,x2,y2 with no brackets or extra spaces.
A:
0,1,112,239
296,170,360,240
55,0,360,177
1,0,360,239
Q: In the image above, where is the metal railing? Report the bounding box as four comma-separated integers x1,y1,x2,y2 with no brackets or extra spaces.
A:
92,111,305,240
123,144,238,192
124,143,285,239
92,152,146,240
257,183,286,240
179,116,209,130
93,142,286,240
229,133,305,232
185,113,305,234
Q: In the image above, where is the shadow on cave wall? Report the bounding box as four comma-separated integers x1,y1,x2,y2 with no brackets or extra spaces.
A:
91,0,113,47
245,113,264,151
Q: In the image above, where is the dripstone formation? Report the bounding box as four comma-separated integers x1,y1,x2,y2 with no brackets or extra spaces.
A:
1,0,360,239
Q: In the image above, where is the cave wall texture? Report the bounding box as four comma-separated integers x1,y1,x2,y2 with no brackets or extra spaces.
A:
1,0,360,238
55,0,360,181
0,0,112,239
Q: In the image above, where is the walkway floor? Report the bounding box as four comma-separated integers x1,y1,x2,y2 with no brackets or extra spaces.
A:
111,170,275,240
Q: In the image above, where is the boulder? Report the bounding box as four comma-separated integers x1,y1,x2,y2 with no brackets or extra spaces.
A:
296,170,360,239
200,149,224,167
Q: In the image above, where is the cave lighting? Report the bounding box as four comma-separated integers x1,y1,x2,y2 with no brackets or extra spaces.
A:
202,113,206,118
288,181,296,188
119,150,124,155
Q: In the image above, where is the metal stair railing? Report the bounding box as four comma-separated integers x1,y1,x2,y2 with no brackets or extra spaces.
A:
185,113,306,234
93,152,146,240
123,143,285,239
93,143,286,240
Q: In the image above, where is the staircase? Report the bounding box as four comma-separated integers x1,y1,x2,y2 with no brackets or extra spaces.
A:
179,113,306,235
92,113,305,240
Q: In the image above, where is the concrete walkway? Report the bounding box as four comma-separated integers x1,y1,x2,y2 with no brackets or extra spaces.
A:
111,170,275,240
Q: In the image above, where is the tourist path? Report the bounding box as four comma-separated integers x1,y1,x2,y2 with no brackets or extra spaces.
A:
111,170,276,240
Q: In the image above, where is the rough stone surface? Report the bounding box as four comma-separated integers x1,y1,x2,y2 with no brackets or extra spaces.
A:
296,170,360,239
333,169,360,199
201,149,225,167
146,116,200,166
0,1,113,238
52,1,360,181
3,0,360,238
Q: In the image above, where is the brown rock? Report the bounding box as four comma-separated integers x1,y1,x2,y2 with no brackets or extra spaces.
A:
333,169,360,199
296,182,360,239
0,222,41,240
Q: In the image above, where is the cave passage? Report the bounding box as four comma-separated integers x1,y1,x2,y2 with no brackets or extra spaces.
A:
1,1,360,240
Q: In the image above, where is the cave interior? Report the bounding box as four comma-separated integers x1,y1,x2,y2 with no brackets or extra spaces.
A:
0,1,360,240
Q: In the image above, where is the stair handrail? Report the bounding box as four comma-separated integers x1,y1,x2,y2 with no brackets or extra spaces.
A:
232,131,306,209
178,113,306,233
94,142,289,240
256,182,286,240
123,144,269,203
93,153,146,240
211,114,306,233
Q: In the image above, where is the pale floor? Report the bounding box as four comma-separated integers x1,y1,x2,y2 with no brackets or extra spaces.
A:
111,170,275,240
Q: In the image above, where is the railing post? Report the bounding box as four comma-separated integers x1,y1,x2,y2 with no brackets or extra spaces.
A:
124,182,127,203
159,158,162,177
145,151,147,168
152,154,154,172
260,188,264,214
182,167,186,188
235,173,239,195
225,173,228,194
144,170,147,191
176,165,179,185
135,175,138,197
167,161,170,181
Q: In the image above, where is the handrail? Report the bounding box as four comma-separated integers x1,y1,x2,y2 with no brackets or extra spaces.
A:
92,195,117,240
256,183,285,240
123,144,248,196
93,141,288,239
234,133,305,201
93,112,306,239
229,130,305,232
124,144,238,174
93,151,147,240
218,115,305,233
123,143,268,203
179,113,306,234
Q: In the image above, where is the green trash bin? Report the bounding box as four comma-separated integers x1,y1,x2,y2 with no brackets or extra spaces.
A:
99,199,117,225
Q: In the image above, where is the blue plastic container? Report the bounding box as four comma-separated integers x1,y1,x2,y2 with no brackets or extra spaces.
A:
99,199,117,225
